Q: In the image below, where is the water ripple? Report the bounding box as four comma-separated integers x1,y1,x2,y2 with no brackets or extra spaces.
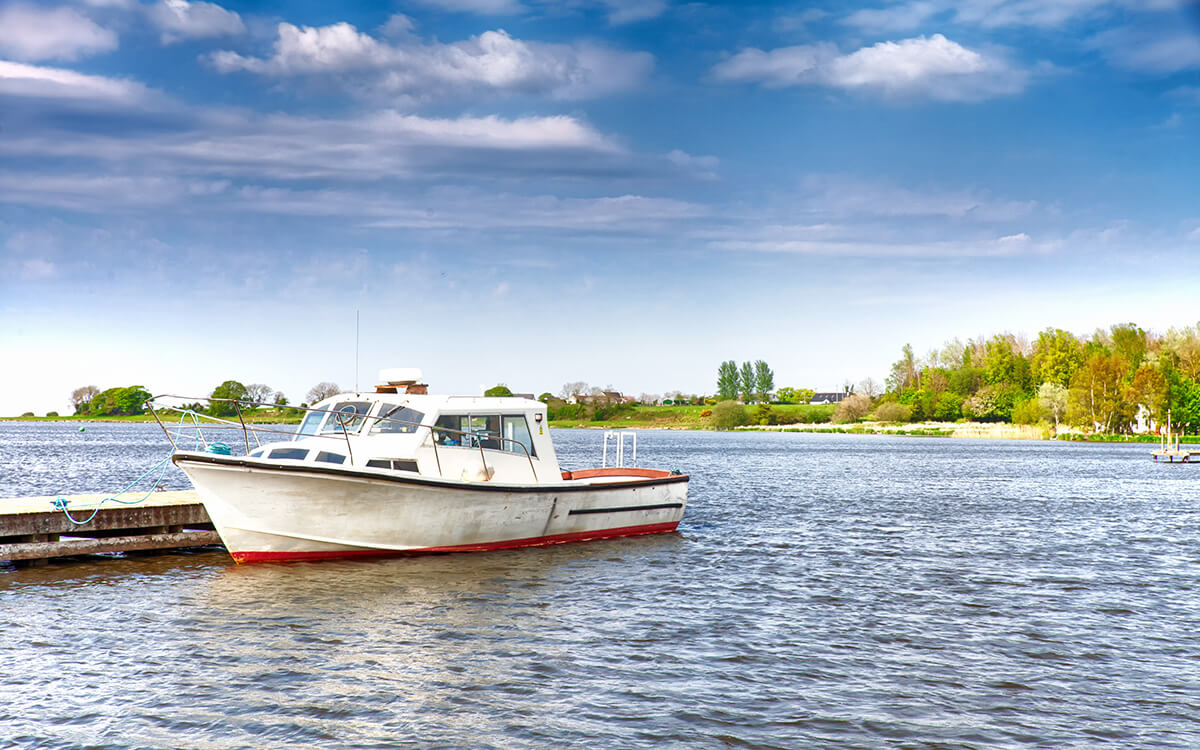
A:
2,426,1200,747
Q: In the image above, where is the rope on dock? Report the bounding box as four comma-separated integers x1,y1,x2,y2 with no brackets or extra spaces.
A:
51,410,209,525
52,454,175,525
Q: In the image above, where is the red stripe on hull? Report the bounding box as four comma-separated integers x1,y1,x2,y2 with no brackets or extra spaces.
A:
229,521,680,564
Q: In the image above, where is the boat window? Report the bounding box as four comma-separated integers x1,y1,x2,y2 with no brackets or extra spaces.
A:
365,458,419,472
268,448,309,461
249,447,266,458
320,401,371,434
502,415,536,457
315,451,346,464
369,405,426,434
296,410,323,437
434,414,469,446
469,415,501,450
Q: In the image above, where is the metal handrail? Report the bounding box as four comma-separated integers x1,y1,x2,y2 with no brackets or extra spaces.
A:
146,394,539,482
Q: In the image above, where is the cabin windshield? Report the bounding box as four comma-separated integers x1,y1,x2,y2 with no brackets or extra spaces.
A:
369,405,426,434
319,401,372,434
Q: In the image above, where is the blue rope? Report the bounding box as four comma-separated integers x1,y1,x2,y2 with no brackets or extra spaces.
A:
51,408,210,526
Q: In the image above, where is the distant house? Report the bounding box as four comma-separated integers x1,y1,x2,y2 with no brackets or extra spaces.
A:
810,392,847,405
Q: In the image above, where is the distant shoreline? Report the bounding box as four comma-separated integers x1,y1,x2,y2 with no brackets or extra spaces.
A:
4,414,1191,445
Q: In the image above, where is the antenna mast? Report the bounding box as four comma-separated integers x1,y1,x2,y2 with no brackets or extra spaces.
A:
355,309,360,392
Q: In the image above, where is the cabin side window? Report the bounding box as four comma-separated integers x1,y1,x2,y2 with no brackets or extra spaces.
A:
433,413,535,456
502,415,536,457
434,414,469,446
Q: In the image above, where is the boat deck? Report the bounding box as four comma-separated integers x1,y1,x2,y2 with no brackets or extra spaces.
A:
0,490,219,567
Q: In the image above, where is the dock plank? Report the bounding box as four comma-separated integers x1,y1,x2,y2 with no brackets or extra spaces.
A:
1,490,219,563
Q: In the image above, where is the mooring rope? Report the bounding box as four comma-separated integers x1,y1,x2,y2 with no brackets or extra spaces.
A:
51,408,218,526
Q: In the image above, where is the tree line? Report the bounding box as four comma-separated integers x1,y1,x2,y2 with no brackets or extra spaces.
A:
869,322,1200,433
67,381,348,417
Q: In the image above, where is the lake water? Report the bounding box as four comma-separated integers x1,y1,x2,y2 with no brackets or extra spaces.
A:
2,422,1199,748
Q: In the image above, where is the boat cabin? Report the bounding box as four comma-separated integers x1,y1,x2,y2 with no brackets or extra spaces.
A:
247,391,560,485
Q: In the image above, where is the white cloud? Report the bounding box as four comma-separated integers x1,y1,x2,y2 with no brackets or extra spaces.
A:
798,175,1039,221
210,22,652,100
827,34,1027,100
601,0,669,25
1167,86,1200,104
0,109,627,202
1089,26,1200,73
666,150,719,179
1188,225,1200,241
20,259,57,280
0,4,117,62
843,1,941,32
842,0,1190,32
148,0,245,44
0,60,146,102
407,0,667,24
410,0,525,12
714,34,1027,101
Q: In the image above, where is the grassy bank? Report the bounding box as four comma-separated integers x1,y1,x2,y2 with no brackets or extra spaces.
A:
1,409,304,424
549,403,836,429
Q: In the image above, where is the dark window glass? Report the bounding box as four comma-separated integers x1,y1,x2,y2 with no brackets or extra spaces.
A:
393,459,418,472
370,406,426,434
316,451,346,464
320,401,371,434
470,415,501,450
249,448,266,458
434,414,469,446
268,448,309,460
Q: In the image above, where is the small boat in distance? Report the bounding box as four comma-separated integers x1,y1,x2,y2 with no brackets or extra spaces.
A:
148,369,688,563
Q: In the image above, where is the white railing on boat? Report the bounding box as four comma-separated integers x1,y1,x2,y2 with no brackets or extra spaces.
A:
602,430,636,468
145,395,539,482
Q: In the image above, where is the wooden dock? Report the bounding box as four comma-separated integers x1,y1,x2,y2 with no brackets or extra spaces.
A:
1152,448,1200,463
0,490,220,567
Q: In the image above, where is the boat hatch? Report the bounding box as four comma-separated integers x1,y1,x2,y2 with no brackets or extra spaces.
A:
366,458,419,472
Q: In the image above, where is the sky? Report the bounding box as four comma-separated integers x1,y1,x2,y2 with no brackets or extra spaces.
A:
1,0,1200,416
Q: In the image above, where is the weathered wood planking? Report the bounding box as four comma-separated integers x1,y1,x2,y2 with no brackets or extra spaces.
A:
0,490,220,563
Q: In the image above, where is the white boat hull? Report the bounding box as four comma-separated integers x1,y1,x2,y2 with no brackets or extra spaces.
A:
174,454,688,563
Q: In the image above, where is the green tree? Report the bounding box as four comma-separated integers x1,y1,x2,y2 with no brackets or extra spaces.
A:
484,384,514,397
88,385,152,416
887,343,918,393
716,361,739,400
1036,382,1068,428
210,380,250,417
1031,328,1085,388
1110,323,1147,373
711,400,748,429
752,360,774,403
739,361,755,403
775,387,815,404
1067,353,1132,433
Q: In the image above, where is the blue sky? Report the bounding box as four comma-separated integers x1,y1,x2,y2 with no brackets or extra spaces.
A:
2,0,1199,415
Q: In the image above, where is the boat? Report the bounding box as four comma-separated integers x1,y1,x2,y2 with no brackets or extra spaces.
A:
148,369,688,563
